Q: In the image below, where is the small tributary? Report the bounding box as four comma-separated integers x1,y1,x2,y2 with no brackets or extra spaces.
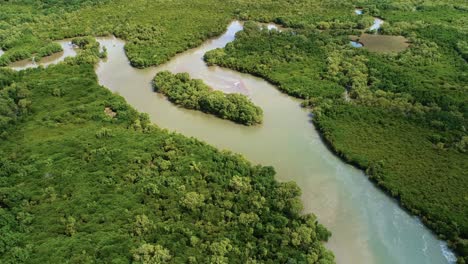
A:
351,9,385,49
354,8,384,32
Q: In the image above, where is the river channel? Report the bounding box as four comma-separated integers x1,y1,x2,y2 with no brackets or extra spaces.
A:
3,20,455,264
94,21,455,264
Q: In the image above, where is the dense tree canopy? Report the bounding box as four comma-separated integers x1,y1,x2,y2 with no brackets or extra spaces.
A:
153,71,263,125
0,63,332,263
204,3,468,262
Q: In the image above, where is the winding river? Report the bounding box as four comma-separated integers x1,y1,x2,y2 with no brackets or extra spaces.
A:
3,21,456,264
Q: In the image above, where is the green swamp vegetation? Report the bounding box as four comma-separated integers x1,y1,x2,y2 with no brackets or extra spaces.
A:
0,0,467,262
0,0,350,68
204,2,468,261
0,41,333,263
153,71,263,126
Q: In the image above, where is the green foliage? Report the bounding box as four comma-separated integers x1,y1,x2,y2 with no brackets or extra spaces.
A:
0,0,234,67
0,0,354,67
1,0,467,261
153,71,263,125
203,4,468,261
0,49,32,67
180,192,205,210
0,64,333,263
0,80,31,137
65,36,106,65
205,22,344,100
132,243,172,264
35,42,62,61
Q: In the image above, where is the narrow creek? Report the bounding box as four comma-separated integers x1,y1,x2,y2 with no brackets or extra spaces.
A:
3,21,456,264
369,17,385,32
355,8,384,32
350,9,384,48
7,40,78,71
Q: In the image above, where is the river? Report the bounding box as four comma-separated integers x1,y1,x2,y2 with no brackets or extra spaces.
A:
3,21,456,264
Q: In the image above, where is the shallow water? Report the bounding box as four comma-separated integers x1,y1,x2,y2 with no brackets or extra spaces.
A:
352,9,409,53
94,21,455,264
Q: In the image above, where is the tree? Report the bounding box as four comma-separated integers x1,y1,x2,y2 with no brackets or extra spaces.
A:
132,244,171,264
133,214,153,237
180,192,205,210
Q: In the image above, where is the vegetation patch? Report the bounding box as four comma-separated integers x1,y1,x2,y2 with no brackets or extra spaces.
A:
153,71,263,125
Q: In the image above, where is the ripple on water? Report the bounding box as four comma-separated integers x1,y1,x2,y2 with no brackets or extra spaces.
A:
441,244,457,263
